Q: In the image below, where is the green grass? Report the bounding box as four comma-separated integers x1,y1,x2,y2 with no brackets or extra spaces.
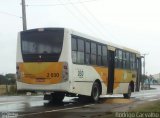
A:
91,100,160,118
131,100,160,112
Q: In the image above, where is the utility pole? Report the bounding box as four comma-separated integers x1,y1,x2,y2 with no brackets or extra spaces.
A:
22,0,27,31
143,53,149,77
141,53,149,89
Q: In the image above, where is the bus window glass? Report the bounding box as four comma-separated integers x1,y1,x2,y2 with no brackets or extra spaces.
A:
78,39,84,52
77,52,84,64
97,45,102,66
21,30,63,54
76,39,85,64
102,46,107,56
21,29,64,62
98,45,102,55
91,54,96,65
91,42,97,65
123,51,126,69
72,51,77,63
132,54,136,70
117,50,122,68
126,52,130,69
91,42,97,55
85,54,90,64
85,41,90,53
85,41,90,64
72,37,77,51
102,46,107,66
102,56,107,66
118,50,122,60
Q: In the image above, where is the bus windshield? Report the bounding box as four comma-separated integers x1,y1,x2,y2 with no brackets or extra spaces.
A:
21,29,64,62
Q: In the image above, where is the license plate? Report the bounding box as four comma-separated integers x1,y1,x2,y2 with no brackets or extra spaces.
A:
36,78,45,82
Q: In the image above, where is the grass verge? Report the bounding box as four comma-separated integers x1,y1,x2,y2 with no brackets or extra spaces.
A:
130,99,160,112
91,99,160,118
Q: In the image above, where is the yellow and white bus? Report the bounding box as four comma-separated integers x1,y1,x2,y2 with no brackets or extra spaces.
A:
16,28,141,102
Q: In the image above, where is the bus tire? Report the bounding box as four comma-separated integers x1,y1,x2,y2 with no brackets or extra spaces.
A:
44,94,52,100
50,92,65,103
91,82,100,102
123,85,131,99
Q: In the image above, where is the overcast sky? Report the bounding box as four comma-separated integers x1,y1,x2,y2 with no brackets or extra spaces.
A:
0,0,160,75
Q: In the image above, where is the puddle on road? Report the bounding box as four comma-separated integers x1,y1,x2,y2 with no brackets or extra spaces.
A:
101,98,134,104
148,98,159,102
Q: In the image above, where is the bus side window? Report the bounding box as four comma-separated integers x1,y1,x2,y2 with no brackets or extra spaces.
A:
115,50,118,68
130,53,136,70
126,52,130,69
71,37,77,63
133,54,136,70
91,42,97,65
123,51,127,69
102,45,107,66
97,45,102,66
77,39,85,64
116,49,122,68
85,41,91,64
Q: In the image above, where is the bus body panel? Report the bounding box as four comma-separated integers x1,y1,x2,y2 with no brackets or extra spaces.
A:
113,69,137,93
70,64,108,96
17,81,70,92
17,62,65,85
113,83,129,94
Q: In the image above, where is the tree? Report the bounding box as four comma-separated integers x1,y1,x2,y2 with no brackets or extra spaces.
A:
0,74,7,85
0,74,16,85
5,74,16,85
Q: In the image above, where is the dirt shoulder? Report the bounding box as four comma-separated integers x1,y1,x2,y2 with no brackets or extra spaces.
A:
91,99,160,118
130,99,160,112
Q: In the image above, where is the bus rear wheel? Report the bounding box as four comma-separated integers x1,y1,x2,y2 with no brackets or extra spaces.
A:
50,92,65,103
123,85,131,99
91,82,100,102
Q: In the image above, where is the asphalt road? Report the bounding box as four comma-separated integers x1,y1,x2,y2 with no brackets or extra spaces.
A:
0,85,160,118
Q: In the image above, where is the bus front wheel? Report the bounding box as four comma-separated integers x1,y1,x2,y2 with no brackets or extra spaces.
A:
123,85,131,99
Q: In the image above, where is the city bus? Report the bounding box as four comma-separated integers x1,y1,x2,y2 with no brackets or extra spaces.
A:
16,28,141,102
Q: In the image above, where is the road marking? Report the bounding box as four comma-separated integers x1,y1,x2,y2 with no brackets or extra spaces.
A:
145,95,157,98
45,104,95,112
148,98,159,101
18,104,95,117
0,100,46,105
0,101,25,105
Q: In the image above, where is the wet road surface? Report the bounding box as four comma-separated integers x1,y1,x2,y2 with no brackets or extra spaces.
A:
0,85,160,118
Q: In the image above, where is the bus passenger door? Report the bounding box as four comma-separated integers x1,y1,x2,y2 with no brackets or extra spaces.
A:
107,50,115,94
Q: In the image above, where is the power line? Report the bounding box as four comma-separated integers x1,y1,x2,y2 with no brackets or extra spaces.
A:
79,2,108,38
79,1,118,41
67,0,100,36
67,0,107,39
26,0,101,7
0,11,22,19
58,0,96,35
26,0,107,39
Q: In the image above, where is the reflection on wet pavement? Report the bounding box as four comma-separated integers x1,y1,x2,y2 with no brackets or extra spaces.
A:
0,85,159,113
100,98,134,104
0,96,78,112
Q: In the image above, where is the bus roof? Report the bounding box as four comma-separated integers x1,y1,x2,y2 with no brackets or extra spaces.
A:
68,28,140,55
